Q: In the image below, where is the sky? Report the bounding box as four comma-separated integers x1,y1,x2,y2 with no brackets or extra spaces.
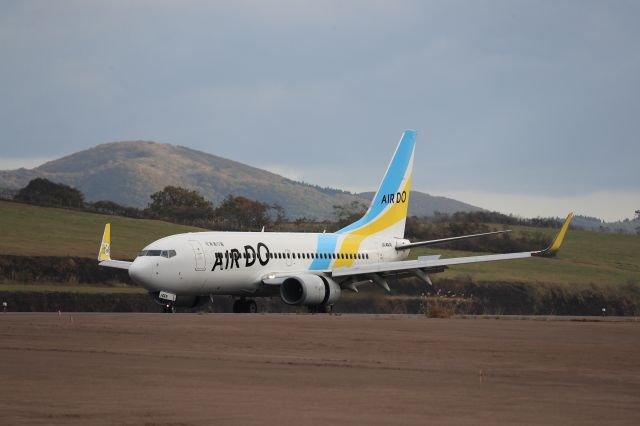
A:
1,0,638,221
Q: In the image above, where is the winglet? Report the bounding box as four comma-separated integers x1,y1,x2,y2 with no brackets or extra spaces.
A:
534,212,573,257
98,223,112,261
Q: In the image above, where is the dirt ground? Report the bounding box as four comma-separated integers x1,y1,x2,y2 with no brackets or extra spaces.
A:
0,314,639,425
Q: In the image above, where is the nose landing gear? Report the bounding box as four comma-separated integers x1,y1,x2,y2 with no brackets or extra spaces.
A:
162,303,176,313
158,291,177,313
232,298,258,313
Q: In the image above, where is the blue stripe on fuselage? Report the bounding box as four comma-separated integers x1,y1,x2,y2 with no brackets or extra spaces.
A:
309,233,338,270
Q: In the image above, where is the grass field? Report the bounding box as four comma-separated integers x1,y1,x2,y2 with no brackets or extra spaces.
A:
1,200,638,287
0,200,202,259
413,224,640,286
0,282,146,294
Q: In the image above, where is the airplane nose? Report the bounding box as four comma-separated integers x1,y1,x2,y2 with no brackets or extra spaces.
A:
129,259,152,288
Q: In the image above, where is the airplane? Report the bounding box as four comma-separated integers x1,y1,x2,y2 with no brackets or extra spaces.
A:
97,130,573,313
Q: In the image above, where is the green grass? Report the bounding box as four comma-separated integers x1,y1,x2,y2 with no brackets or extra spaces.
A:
0,282,146,294
411,225,640,286
1,200,638,287
0,200,203,259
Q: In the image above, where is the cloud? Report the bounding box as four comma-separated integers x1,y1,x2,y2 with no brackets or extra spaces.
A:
439,189,640,222
0,0,638,219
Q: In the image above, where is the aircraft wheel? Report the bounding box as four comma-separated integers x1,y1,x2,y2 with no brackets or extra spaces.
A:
308,305,327,314
247,300,258,313
232,300,241,313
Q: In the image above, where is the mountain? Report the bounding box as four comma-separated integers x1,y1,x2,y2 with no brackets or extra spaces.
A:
0,141,482,219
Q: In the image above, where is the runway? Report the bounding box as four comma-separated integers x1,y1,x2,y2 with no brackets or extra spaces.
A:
1,314,639,425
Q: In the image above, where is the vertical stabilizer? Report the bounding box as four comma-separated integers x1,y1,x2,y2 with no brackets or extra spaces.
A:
338,129,416,239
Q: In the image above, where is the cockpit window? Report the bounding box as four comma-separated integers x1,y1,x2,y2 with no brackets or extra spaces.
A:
138,250,177,258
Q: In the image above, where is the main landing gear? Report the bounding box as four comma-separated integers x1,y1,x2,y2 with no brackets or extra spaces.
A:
307,304,332,314
232,298,258,313
162,303,176,313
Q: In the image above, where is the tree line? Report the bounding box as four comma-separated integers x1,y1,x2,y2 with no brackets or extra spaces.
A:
10,178,279,231
7,178,562,253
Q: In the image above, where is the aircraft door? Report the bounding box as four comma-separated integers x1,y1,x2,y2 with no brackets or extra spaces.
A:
188,240,206,271
285,249,293,267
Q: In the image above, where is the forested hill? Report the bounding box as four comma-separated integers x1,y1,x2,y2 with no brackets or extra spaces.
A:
0,141,482,219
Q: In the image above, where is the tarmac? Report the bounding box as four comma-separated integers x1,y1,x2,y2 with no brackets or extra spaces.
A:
1,313,639,425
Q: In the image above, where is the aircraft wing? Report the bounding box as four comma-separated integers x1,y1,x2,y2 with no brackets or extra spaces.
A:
99,260,132,270
396,229,511,250
330,212,573,290
96,223,132,270
331,251,533,278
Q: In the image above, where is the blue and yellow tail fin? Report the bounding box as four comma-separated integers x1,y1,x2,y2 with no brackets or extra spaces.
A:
337,129,416,239
308,130,416,270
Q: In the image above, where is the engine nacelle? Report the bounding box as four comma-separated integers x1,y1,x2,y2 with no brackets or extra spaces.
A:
280,274,341,306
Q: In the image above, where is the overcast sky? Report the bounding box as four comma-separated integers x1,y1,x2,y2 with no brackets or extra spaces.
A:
1,1,638,221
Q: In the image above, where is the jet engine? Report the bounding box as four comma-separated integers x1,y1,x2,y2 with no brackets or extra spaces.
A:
280,274,341,306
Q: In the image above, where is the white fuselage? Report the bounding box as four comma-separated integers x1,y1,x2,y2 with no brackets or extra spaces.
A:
128,231,409,296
